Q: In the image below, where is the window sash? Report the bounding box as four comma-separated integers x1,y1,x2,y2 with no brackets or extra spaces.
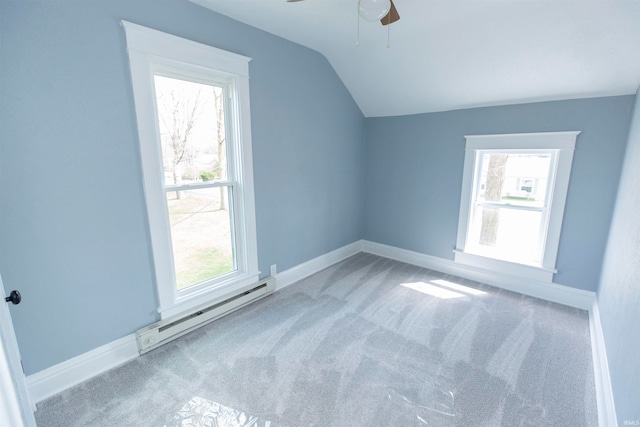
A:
150,71,237,187
466,205,546,265
165,185,239,290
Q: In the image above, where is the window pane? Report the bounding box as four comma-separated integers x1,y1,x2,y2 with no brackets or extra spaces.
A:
478,153,551,208
154,75,228,185
167,187,234,290
468,205,543,264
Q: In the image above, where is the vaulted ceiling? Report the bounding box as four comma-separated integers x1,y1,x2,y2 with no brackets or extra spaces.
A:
192,0,640,117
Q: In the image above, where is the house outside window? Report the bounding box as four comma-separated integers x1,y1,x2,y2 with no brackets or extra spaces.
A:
455,132,579,283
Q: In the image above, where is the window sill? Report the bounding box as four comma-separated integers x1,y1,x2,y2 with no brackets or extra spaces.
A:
453,250,556,283
158,271,260,319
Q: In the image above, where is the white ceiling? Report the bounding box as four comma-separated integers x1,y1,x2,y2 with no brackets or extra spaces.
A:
192,0,640,117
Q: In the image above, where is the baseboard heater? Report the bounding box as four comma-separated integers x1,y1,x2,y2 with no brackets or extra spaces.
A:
136,277,276,354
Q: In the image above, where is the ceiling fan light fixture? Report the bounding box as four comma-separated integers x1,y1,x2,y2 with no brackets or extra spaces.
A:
358,0,391,22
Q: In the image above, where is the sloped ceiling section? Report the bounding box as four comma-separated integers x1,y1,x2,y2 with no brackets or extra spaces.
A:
192,0,640,117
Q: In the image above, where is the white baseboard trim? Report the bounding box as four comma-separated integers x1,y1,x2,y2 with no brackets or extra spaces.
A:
589,300,618,427
361,240,595,310
27,334,138,405
275,240,363,291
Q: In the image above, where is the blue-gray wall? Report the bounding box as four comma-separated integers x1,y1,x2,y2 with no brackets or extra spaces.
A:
1,9,638,423
0,0,364,374
598,87,640,424
363,96,634,292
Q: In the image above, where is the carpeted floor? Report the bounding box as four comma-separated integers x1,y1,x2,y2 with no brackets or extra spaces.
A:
35,253,598,426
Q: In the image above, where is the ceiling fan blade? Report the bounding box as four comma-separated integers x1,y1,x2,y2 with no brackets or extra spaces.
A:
381,0,400,25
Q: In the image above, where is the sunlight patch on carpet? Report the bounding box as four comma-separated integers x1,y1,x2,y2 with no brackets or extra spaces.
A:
430,279,487,296
401,281,465,299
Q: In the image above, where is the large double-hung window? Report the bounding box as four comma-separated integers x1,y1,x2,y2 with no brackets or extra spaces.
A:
123,22,258,318
455,132,579,283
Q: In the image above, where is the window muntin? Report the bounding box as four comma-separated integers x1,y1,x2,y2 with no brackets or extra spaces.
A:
455,132,578,283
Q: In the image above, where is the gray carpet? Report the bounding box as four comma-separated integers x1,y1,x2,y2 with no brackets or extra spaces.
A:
35,253,598,426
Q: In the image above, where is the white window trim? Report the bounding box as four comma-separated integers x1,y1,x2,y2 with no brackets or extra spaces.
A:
122,21,259,318
454,131,579,283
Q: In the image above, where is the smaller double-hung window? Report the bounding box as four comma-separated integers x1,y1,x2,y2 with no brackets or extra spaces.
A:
455,132,579,283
